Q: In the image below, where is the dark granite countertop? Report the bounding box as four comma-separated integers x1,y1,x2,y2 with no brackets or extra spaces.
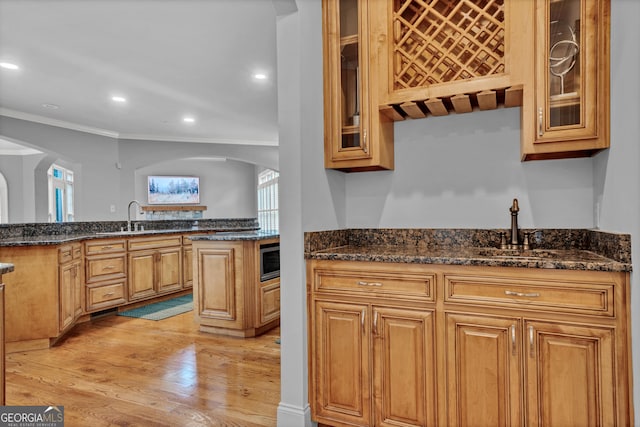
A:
0,219,260,247
189,230,279,241
305,229,632,272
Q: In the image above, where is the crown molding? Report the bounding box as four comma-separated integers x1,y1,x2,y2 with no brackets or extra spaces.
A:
0,108,119,138
0,108,279,146
117,133,278,146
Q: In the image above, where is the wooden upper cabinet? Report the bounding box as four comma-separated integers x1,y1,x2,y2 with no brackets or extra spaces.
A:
323,0,394,172
374,0,527,119
521,0,610,160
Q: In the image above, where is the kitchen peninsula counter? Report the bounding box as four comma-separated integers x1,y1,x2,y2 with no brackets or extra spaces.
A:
0,218,261,353
0,218,260,247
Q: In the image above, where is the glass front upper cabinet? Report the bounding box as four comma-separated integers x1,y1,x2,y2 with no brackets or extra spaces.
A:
536,0,599,141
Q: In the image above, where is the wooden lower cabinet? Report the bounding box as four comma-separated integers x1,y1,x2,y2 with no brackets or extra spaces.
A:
313,300,371,426
525,321,616,427
307,260,633,427
192,238,280,337
128,236,182,301
59,254,82,332
445,313,523,426
182,237,193,288
374,307,436,427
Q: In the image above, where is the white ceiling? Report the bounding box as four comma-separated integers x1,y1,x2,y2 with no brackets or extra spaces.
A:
0,0,280,146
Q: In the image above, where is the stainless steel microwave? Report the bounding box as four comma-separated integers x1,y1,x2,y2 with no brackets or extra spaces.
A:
260,242,280,282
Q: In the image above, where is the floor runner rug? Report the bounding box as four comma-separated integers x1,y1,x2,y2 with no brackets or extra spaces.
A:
118,294,193,321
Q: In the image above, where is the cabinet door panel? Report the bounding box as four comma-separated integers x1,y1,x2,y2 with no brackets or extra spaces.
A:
128,251,156,300
374,306,435,427
525,321,615,427
313,300,370,426
445,313,522,427
59,262,75,331
157,248,182,293
183,245,193,288
196,247,237,322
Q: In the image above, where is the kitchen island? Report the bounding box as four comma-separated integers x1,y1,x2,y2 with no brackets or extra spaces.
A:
305,228,633,427
190,230,280,337
0,219,260,352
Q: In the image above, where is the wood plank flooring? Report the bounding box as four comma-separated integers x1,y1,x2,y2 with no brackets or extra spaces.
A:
5,311,281,427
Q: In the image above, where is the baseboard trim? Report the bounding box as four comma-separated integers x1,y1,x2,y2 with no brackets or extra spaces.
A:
277,402,312,427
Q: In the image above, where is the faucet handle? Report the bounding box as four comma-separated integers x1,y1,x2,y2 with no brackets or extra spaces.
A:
499,231,508,249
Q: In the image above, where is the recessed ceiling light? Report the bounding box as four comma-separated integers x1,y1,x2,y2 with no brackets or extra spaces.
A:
253,73,267,80
42,103,60,109
111,96,127,103
183,117,195,123
0,62,19,70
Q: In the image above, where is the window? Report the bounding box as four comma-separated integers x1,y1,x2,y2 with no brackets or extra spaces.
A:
257,169,278,231
48,164,74,222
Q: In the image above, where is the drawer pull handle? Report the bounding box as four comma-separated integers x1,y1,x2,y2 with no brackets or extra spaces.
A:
529,325,535,358
505,290,540,298
357,281,383,287
511,325,516,356
103,292,115,297
101,246,113,250
361,309,366,334
102,265,116,270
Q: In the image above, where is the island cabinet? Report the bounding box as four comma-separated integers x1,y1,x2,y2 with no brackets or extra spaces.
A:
84,239,127,312
192,238,280,337
127,235,183,301
322,0,394,172
58,243,83,332
307,259,633,427
521,0,610,160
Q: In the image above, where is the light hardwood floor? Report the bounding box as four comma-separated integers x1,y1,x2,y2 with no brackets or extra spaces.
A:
5,311,281,426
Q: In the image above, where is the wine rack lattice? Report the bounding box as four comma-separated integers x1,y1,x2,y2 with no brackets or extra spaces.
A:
393,0,506,90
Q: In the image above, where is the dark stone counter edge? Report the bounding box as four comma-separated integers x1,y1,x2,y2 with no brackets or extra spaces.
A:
0,263,14,274
304,228,632,272
189,230,279,241
0,227,261,246
307,252,631,272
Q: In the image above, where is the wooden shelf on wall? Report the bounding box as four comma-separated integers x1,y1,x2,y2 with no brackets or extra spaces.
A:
141,205,207,212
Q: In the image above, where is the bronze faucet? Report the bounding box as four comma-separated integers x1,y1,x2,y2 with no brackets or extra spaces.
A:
500,198,522,249
509,198,520,248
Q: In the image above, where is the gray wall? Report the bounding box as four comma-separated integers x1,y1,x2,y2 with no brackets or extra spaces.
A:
135,158,257,219
0,116,278,222
277,0,640,425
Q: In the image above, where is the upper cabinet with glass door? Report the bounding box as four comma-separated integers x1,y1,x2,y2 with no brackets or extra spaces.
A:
322,0,394,172
521,0,610,160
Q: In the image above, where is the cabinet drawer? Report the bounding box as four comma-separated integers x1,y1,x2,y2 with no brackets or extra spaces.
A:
444,274,615,316
86,281,126,312
86,254,127,283
85,239,126,255
128,236,182,251
59,244,83,264
314,269,434,301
